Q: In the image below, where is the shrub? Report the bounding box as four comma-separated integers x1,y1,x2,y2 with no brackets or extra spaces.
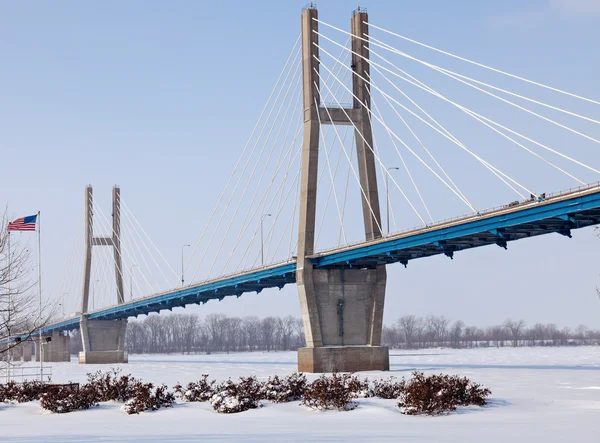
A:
0,380,47,403
302,373,365,411
262,373,307,403
174,374,216,402
40,385,98,414
397,372,491,416
373,377,404,399
123,382,175,415
211,376,264,413
86,369,139,403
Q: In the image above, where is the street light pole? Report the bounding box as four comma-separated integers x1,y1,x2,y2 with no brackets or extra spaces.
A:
181,244,190,285
386,167,400,235
129,264,138,301
260,214,271,266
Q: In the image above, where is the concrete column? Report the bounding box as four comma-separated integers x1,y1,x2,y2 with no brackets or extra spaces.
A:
22,343,32,362
78,319,128,364
79,185,128,364
296,7,389,373
297,6,323,349
37,332,70,362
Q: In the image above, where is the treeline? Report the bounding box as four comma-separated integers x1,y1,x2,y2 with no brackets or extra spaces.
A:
383,315,600,349
123,314,306,354
68,313,600,355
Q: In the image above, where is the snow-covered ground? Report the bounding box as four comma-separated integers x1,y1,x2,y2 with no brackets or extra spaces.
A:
1,346,599,442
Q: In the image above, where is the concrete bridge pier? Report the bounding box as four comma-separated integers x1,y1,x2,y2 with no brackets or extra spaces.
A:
35,331,70,362
79,318,128,364
78,186,128,364
22,343,32,362
296,7,389,372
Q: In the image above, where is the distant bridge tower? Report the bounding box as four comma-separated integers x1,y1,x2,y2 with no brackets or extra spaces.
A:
78,185,128,364
296,6,389,372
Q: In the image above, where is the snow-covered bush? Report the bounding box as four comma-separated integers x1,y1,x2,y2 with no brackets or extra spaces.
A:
397,371,491,415
373,377,404,399
302,373,366,411
174,374,215,402
262,373,307,403
210,376,264,413
86,369,139,403
122,382,175,415
0,380,46,403
40,385,98,414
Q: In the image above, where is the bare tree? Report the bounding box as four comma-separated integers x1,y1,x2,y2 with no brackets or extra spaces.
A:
504,319,526,347
0,210,40,355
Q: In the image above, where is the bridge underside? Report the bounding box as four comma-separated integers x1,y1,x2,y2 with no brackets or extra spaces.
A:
3,186,600,350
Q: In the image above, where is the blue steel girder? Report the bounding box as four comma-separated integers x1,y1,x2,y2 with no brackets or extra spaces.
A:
309,188,600,269
3,185,600,344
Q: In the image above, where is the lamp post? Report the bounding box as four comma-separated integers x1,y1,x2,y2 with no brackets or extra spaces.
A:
181,244,190,285
129,264,138,301
386,167,400,235
260,214,271,266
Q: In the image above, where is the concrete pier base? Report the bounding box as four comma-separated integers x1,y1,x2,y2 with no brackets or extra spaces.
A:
36,332,70,362
78,350,128,364
79,318,127,364
298,346,389,373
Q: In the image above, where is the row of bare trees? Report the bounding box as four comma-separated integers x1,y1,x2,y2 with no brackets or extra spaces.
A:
65,312,600,355
124,314,305,354
383,315,600,349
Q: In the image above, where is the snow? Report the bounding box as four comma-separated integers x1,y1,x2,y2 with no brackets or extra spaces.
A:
1,346,599,442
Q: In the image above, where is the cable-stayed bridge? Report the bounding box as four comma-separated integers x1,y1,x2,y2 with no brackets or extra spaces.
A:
4,5,600,371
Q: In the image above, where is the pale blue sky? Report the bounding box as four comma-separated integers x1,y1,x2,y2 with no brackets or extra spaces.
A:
2,1,600,329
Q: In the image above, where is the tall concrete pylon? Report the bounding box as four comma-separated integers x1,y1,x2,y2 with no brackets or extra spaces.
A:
78,185,128,364
296,6,389,372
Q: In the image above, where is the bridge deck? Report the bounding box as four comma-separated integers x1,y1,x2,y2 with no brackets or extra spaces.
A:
3,183,600,344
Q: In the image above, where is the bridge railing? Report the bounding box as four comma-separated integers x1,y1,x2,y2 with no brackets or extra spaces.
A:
313,181,600,256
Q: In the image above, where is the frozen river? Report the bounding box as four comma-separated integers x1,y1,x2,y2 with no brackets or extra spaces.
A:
1,346,599,442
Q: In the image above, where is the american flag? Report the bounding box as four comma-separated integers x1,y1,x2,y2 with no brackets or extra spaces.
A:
7,214,37,231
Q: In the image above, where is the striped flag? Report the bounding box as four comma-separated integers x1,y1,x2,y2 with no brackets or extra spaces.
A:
7,214,38,231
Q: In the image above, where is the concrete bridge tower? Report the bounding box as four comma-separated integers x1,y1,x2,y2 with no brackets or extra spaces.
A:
296,6,389,372
78,185,128,364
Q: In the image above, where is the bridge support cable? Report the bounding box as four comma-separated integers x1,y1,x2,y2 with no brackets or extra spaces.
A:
367,40,600,148
363,22,600,106
315,125,351,247
239,143,303,272
288,174,301,258
119,198,179,283
92,201,154,300
87,205,119,310
313,23,599,185
249,170,303,270
234,123,303,273
120,228,148,302
314,74,391,231
315,94,348,245
229,42,353,274
365,71,471,207
367,35,600,127
55,217,86,317
215,41,353,276
362,48,593,184
212,72,303,277
366,79,434,225
189,55,301,282
316,66,428,228
184,36,301,280
314,47,486,212
119,213,159,298
338,132,355,246
315,35,534,203
116,206,161,294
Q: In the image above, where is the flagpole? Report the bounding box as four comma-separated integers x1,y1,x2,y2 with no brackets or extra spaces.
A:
6,231,11,382
37,211,43,382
